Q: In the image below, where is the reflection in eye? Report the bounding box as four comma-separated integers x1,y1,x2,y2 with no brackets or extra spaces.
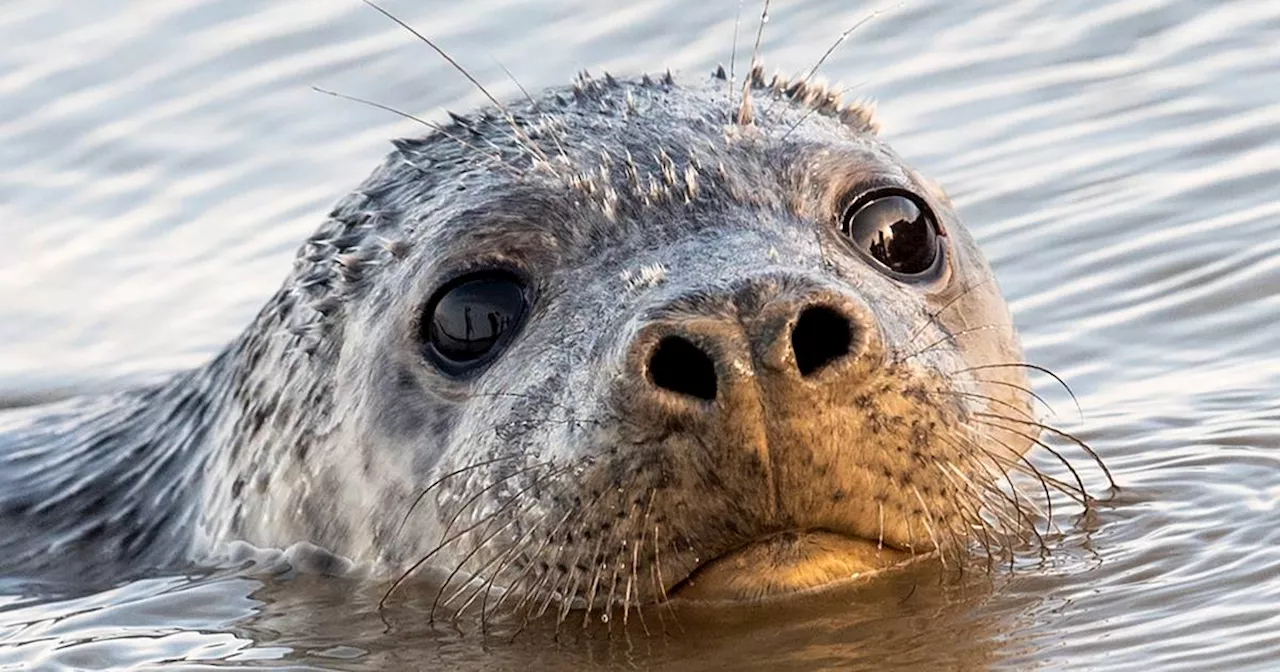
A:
425,274,528,370
840,192,940,276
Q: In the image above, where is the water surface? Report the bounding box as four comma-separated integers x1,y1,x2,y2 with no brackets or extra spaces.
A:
2,0,1278,669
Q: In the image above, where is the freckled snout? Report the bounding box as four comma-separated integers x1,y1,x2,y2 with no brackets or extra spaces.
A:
613,277,918,601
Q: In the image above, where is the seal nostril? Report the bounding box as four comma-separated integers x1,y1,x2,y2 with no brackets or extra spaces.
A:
648,336,717,401
791,306,854,377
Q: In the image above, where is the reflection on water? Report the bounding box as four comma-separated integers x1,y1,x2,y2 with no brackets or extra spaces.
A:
1,562,1016,670
2,0,1279,669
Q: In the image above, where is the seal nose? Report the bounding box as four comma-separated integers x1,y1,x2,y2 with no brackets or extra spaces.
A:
790,305,854,378
647,335,719,400
639,294,865,404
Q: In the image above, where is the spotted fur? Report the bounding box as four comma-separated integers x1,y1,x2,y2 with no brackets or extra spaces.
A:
0,68,1105,623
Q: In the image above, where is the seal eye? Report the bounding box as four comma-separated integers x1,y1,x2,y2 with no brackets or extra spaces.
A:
839,190,942,277
422,273,530,375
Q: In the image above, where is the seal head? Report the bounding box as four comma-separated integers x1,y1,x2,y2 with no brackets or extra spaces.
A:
197,67,1034,607
0,69,1039,612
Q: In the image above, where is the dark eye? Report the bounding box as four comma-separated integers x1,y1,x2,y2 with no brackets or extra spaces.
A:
421,272,530,376
839,190,942,277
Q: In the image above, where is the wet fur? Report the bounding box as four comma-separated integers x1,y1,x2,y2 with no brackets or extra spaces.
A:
0,62,1106,624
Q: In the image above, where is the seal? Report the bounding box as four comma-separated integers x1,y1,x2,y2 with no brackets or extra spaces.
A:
0,60,1089,617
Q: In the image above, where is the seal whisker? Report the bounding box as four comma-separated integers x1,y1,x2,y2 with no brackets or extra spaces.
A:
581,510,634,631
552,534,595,629
964,377,1061,419
435,494,565,625
379,462,569,618
431,514,522,625
896,323,1025,371
904,508,918,555
877,500,886,551
478,505,576,632
935,452,1024,542
904,277,997,347
311,86,516,173
898,324,1015,364
547,520,606,632
923,388,1037,423
736,0,771,125
961,483,1031,564
507,561,559,639
479,532,568,637
777,81,868,143
933,463,1002,570
395,453,525,539
619,498,646,629
956,363,1083,420
433,459,558,549
953,429,1058,518
939,434,1049,555
801,5,892,85
579,535,608,629
648,544,667,635
542,489,623,627
623,545,636,628
555,568,583,628
915,460,984,550
975,413,1115,490
981,442,1086,506
486,485,608,621
506,506,602,633
765,5,893,128
972,414,1094,502
909,485,949,568
532,540,576,621
628,492,655,635
488,479,613,627
492,57,571,162
939,503,976,571
650,504,682,631
969,478,1044,564
980,459,1055,534
359,0,549,164
602,544,626,630
958,470,1021,555
488,543,559,631
727,0,746,102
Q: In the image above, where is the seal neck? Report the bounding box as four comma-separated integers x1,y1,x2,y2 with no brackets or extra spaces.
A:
194,289,347,553
0,359,228,584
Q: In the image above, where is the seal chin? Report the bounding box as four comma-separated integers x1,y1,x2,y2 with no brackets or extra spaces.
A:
671,531,916,603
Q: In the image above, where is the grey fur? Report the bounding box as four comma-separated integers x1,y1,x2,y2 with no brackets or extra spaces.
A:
0,67,1071,616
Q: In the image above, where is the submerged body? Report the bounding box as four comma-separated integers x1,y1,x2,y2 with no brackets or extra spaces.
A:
0,66,1042,614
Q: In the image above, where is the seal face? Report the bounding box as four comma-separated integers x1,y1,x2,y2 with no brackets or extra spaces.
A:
0,67,1044,613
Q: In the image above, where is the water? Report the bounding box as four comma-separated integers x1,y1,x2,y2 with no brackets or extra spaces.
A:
2,0,1278,669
